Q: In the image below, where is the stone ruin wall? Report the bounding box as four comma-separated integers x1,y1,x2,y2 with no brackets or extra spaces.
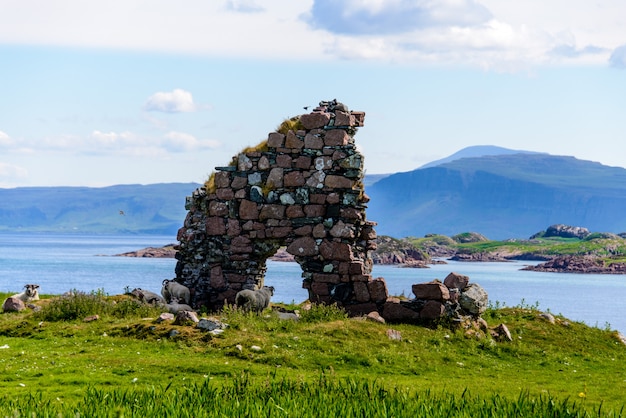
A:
174,100,390,315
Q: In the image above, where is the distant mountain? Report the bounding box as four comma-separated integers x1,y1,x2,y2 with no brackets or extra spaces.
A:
366,153,626,240
3,148,626,240
0,183,199,234
419,145,543,169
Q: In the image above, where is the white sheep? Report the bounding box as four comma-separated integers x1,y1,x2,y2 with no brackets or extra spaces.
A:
161,279,191,305
12,284,40,303
166,297,194,314
235,286,274,313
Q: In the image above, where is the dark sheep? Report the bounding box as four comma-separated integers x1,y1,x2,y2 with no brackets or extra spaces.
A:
131,288,165,305
235,286,275,313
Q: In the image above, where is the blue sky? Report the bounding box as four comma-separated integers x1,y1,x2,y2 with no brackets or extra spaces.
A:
1,0,625,187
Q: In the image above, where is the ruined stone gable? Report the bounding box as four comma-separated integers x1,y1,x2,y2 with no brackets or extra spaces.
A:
174,100,389,315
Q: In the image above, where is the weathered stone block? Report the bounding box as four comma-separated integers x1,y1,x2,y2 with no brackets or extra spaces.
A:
412,281,450,301
267,167,284,188
266,227,291,238
312,273,340,284
319,240,352,261
309,193,327,204
295,155,312,169
285,130,304,149
294,225,313,236
460,283,488,315
286,205,305,218
231,176,247,189
443,272,470,290
304,205,325,217
267,132,285,148
368,278,388,303
206,217,226,236
209,201,229,217
215,171,231,188
314,156,333,170
324,129,349,146
239,200,259,220
286,237,318,256
276,154,292,168
382,300,420,322
304,133,323,149
258,155,270,170
420,300,445,319
353,281,370,302
216,188,234,200
312,224,327,238
305,171,325,188
352,111,365,126
330,220,355,239
300,112,331,129
335,111,355,127
310,281,330,296
259,204,286,220
284,171,305,187
325,175,353,189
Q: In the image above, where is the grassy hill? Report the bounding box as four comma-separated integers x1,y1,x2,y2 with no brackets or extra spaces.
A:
0,292,625,416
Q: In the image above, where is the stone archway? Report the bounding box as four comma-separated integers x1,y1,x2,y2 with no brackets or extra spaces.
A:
174,100,389,315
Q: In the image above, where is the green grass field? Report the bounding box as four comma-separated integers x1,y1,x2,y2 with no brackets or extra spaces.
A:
1,292,625,417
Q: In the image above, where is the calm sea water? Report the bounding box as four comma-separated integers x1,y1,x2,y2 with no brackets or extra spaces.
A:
1,233,624,334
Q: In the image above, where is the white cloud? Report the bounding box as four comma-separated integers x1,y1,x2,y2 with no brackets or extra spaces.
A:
163,131,221,152
87,130,221,155
609,44,626,69
143,89,197,113
306,0,492,35
0,0,622,68
90,131,139,148
0,131,13,147
0,162,28,180
225,0,264,13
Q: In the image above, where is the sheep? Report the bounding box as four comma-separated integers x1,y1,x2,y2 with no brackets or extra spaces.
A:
235,286,275,313
161,279,191,305
12,284,40,303
166,297,194,314
130,288,165,305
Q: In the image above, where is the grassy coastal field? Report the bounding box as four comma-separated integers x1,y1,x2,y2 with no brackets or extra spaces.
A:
1,291,625,417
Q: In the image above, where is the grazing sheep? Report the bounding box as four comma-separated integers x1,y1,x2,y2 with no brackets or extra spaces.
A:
130,288,165,305
166,297,194,314
12,284,40,303
235,286,275,313
161,279,191,305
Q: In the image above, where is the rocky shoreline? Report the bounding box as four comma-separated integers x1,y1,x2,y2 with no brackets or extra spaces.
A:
114,234,626,274
521,255,626,274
